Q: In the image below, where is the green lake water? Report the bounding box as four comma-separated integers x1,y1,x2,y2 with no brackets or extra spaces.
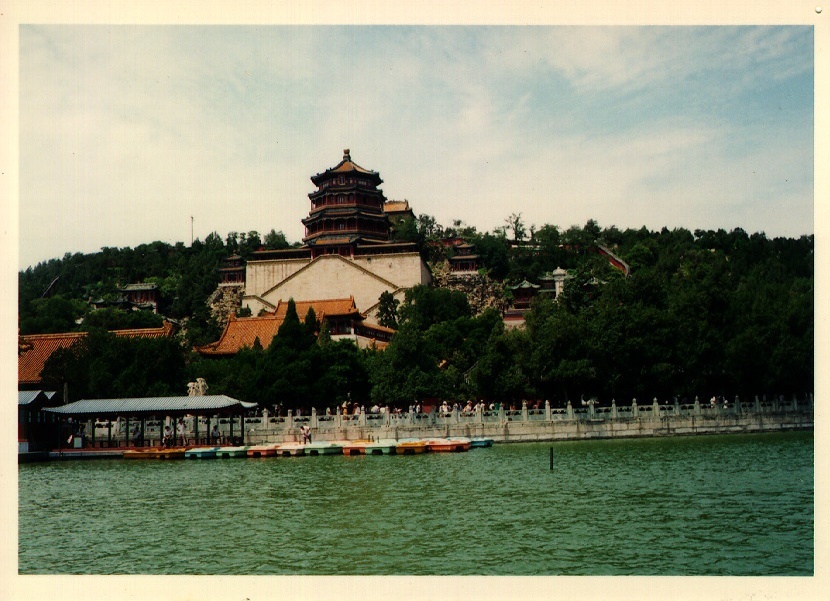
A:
18,431,813,575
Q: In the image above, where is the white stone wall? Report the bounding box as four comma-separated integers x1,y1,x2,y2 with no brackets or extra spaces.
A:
246,252,429,316
352,252,428,289
245,258,310,297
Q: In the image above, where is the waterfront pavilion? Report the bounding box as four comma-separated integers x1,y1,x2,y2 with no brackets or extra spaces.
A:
44,395,257,449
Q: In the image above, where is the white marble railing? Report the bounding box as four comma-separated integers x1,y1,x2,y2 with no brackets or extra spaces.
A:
83,394,813,445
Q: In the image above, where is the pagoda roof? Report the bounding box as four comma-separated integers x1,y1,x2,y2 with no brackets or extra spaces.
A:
383,200,412,213
308,185,384,199
303,206,387,221
304,234,362,246
120,283,158,292
18,321,176,385
449,253,480,261
311,149,382,186
509,280,540,290
196,297,362,356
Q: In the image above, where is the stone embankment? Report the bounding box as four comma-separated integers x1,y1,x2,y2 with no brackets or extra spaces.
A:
79,395,812,449
234,395,813,445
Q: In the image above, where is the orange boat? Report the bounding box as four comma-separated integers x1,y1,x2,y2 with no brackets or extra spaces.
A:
246,444,280,458
424,437,471,452
342,440,372,456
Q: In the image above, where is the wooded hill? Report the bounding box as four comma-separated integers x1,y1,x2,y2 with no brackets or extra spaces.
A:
19,218,813,408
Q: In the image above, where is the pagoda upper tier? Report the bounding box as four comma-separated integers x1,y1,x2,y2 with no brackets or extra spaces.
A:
303,149,392,254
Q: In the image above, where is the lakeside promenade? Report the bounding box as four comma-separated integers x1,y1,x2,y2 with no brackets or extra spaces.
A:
54,394,813,456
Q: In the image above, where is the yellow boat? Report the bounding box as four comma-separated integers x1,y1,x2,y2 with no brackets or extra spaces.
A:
123,447,187,460
395,440,427,455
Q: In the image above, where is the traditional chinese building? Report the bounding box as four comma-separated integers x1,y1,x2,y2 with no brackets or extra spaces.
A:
218,254,246,285
241,150,431,321
18,321,177,390
196,297,394,356
448,243,480,273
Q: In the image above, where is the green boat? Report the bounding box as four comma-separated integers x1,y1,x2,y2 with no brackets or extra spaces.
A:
215,446,249,458
305,441,344,456
184,446,220,459
365,439,398,455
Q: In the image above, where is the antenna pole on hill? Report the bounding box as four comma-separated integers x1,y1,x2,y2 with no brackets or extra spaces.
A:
191,216,194,245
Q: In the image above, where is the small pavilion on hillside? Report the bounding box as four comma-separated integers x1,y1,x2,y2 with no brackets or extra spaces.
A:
44,395,257,449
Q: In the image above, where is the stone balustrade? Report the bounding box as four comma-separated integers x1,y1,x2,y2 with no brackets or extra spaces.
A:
82,394,814,446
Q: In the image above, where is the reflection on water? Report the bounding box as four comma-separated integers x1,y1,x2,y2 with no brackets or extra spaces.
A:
19,432,813,575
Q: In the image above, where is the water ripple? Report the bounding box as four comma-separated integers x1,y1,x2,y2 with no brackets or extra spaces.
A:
19,432,813,575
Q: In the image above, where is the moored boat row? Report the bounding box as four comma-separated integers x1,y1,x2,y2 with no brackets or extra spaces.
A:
122,437,494,460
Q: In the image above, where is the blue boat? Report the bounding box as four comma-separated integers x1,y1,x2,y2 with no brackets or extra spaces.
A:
184,446,220,459
469,437,494,448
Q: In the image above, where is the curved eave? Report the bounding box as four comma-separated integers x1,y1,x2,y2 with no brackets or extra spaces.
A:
310,162,382,186
308,185,385,200
302,207,388,222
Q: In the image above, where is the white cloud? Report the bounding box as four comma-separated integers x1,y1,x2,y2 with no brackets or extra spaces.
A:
18,25,813,269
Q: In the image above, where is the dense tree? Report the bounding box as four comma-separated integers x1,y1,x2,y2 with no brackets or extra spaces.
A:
20,220,813,406
376,291,400,329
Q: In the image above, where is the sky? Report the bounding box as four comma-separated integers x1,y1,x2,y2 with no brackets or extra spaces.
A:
16,24,814,270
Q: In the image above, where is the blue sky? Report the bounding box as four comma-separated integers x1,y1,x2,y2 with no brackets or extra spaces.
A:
18,24,814,269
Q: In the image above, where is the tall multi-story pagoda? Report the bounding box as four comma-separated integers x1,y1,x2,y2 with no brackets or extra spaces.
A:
237,150,431,323
303,149,393,259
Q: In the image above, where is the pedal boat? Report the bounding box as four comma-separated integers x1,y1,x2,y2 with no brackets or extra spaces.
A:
365,439,398,455
215,446,250,458
425,437,471,452
246,444,281,458
304,441,344,456
184,446,221,459
341,440,372,456
395,440,427,455
469,437,494,448
276,442,306,457
124,447,187,460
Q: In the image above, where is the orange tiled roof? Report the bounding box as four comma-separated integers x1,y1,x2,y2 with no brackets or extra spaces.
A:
196,313,283,356
197,298,363,356
275,297,360,319
18,321,175,385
